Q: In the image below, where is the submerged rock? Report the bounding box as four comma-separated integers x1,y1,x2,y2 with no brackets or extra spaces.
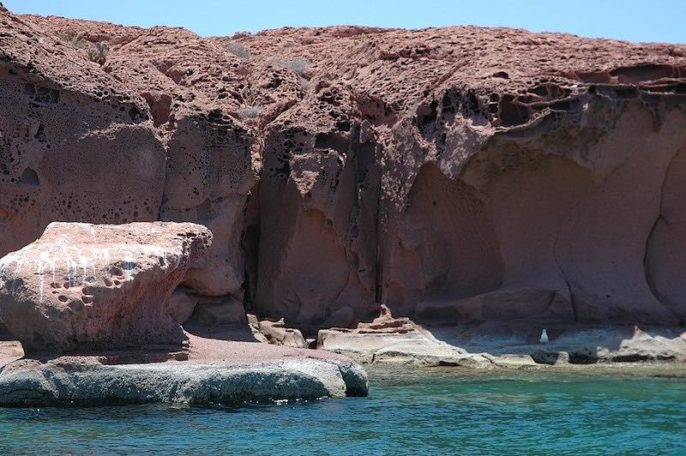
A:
0,222,211,354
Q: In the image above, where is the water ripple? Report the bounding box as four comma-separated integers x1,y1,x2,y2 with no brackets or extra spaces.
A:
0,370,685,455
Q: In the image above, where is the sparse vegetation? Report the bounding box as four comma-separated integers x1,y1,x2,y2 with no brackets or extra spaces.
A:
281,58,310,78
225,41,251,59
87,42,109,65
58,30,109,65
237,105,262,120
57,30,85,48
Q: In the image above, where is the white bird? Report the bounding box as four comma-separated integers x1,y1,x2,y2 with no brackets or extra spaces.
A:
539,329,549,344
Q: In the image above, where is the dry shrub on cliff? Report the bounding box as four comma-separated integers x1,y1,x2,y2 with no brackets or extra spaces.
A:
87,42,109,65
58,31,109,65
281,58,310,78
57,30,85,48
237,105,262,119
225,41,251,59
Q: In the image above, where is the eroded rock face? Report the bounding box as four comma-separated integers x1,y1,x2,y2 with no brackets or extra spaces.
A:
160,114,256,297
0,222,211,353
1,6,686,332
0,14,165,257
254,96,381,330
385,99,686,326
0,10,257,303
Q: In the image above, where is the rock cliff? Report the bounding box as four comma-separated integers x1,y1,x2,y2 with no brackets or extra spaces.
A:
1,6,685,336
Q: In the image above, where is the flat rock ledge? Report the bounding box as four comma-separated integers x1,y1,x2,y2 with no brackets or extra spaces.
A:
0,357,368,407
317,308,686,369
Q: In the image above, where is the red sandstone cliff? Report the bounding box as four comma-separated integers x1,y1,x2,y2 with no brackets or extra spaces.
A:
1,5,686,334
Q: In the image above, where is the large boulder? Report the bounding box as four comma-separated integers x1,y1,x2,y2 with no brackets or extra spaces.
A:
0,222,212,353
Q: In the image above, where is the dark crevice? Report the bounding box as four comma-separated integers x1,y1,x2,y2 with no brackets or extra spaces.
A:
374,158,383,304
19,168,39,186
552,208,580,323
240,189,261,313
314,133,348,154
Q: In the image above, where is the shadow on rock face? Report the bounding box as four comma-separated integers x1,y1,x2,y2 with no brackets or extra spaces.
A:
384,162,505,315
182,324,261,344
0,321,13,341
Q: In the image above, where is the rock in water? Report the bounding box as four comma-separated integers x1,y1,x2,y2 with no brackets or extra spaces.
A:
0,356,369,406
0,222,212,354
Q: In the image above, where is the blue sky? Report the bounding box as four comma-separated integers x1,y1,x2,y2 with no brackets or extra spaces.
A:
3,0,685,44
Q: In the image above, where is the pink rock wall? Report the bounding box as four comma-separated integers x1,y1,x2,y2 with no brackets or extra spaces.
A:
1,7,686,333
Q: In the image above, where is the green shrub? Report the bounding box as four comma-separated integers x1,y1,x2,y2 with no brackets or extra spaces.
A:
58,31,109,65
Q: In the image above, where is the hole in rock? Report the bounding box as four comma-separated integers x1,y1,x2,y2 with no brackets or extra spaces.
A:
19,168,39,186
499,94,530,126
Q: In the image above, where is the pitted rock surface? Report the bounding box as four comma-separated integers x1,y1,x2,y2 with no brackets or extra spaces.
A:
0,222,211,353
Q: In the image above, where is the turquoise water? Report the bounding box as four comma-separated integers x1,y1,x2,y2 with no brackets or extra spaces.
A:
1,368,685,455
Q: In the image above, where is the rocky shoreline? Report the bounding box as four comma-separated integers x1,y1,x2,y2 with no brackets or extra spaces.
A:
316,305,686,368
2,309,686,406
3,320,685,407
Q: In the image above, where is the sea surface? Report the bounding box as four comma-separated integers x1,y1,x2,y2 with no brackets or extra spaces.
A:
0,366,685,455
